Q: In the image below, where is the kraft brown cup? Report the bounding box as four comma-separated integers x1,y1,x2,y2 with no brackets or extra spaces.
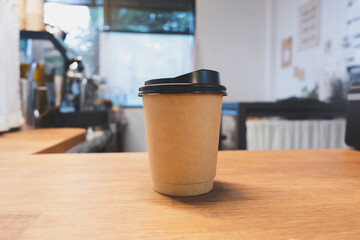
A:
142,93,223,196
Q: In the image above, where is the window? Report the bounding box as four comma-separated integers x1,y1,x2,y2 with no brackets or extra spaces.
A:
43,0,195,106
100,0,195,106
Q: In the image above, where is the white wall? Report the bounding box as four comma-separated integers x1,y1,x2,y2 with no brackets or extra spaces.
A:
269,0,348,100
195,0,268,102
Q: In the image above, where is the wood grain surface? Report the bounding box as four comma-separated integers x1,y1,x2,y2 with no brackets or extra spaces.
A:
0,128,86,155
1,149,360,239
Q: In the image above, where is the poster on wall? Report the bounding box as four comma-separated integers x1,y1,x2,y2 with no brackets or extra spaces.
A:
281,37,292,68
346,0,360,66
298,0,321,51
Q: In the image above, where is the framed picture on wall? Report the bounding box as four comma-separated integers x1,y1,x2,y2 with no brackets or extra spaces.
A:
298,0,321,51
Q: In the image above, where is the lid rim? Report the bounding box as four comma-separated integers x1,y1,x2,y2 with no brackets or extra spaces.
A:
139,91,227,96
139,90,227,96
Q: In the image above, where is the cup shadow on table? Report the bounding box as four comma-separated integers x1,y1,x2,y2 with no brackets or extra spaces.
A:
166,181,252,204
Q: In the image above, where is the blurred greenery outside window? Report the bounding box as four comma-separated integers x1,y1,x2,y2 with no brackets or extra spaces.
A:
104,8,194,34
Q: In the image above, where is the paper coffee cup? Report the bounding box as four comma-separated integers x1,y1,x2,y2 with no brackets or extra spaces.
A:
139,70,227,196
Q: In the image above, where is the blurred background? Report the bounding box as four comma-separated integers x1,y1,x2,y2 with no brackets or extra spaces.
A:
0,0,358,152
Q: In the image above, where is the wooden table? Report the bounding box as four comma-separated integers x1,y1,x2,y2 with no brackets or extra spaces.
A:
0,128,86,154
1,136,360,239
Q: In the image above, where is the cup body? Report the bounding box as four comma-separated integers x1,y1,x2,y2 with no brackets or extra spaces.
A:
143,93,223,196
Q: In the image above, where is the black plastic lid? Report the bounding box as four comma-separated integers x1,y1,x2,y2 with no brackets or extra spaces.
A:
138,69,227,96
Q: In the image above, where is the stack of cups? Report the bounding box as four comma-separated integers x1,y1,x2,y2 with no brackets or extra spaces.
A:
139,70,227,196
25,0,44,31
11,0,26,29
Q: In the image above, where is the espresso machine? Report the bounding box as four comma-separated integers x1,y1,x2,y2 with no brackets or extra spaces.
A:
61,57,101,112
